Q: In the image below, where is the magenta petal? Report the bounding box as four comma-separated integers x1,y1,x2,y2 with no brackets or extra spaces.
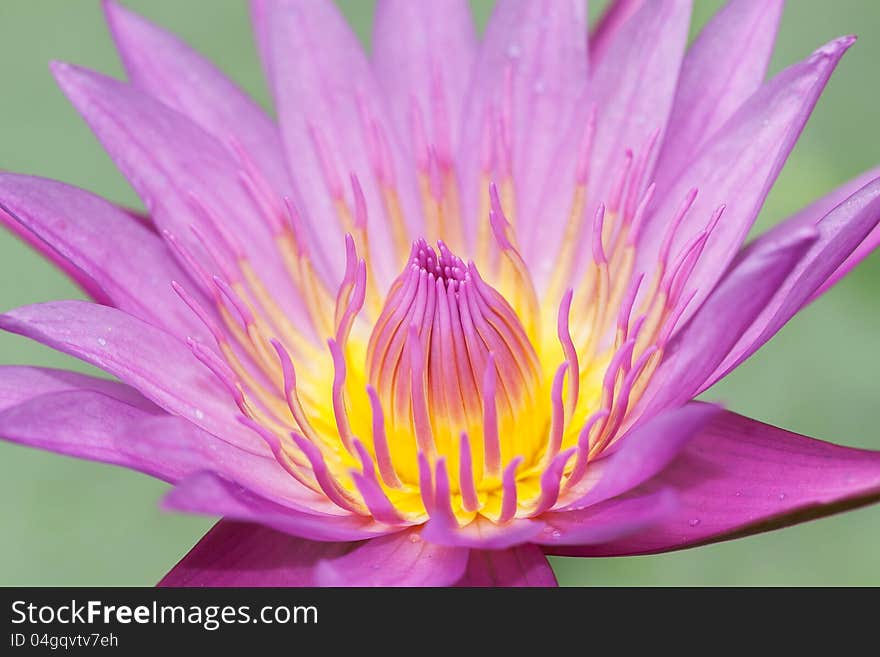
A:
421,515,546,550
635,227,817,421
0,173,211,342
0,365,155,413
540,488,679,549
700,176,880,392
164,471,393,542
589,0,645,67
372,0,476,156
455,545,558,587
636,36,854,325
554,411,880,557
103,0,291,197
655,0,783,190
158,520,353,587
315,529,468,587
560,402,722,510
0,300,263,454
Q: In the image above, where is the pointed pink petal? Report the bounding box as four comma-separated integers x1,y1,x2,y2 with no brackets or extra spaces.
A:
158,520,353,587
635,227,817,421
589,0,645,67
540,488,679,548
455,545,558,587
560,402,722,510
550,411,880,556
51,62,313,328
102,0,292,199
315,529,468,587
636,37,854,325
654,0,784,190
0,300,263,454
163,471,393,542
260,0,422,285
372,0,476,155
458,0,589,272
0,365,154,413
0,173,211,342
700,176,880,391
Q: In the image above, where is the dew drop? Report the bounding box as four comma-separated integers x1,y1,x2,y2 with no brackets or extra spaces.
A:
688,518,701,527
778,493,787,501
551,529,562,539
734,490,743,497
409,534,421,543
96,337,107,347
194,408,205,420
506,43,522,59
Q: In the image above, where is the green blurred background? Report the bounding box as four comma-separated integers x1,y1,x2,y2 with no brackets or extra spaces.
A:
0,0,878,586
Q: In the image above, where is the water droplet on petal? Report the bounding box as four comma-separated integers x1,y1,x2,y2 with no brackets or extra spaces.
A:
194,408,204,420
506,43,521,59
551,529,562,539
96,337,107,347
778,493,786,501
688,518,701,527
409,534,421,543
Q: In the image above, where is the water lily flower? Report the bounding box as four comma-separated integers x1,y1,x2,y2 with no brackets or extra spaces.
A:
2,0,880,588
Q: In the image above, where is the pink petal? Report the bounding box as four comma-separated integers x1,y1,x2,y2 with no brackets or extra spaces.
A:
372,0,476,155
102,0,292,199
0,300,263,454
654,0,784,191
540,488,679,548
164,471,394,542
0,173,211,342
260,0,423,285
455,545,558,587
550,411,880,556
700,176,880,392
158,520,353,587
0,365,154,413
421,515,546,550
51,62,313,329
458,0,589,276
635,36,854,325
315,529,469,587
560,402,722,510
589,0,645,67
634,226,817,422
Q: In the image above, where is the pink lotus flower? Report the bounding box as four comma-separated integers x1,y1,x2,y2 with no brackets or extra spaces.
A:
2,0,880,587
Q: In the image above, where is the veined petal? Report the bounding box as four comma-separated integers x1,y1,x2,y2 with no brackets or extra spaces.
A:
0,173,210,342
455,545,558,587
560,402,722,510
0,300,263,454
701,176,880,392
0,384,318,511
549,411,880,556
102,0,293,199
261,0,423,285
315,529,468,587
163,471,396,542
158,520,353,587
589,0,644,67
459,0,589,273
372,0,476,156
634,226,817,422
421,515,546,550
539,488,679,548
0,365,154,413
636,36,855,325
654,0,784,191
51,62,314,329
